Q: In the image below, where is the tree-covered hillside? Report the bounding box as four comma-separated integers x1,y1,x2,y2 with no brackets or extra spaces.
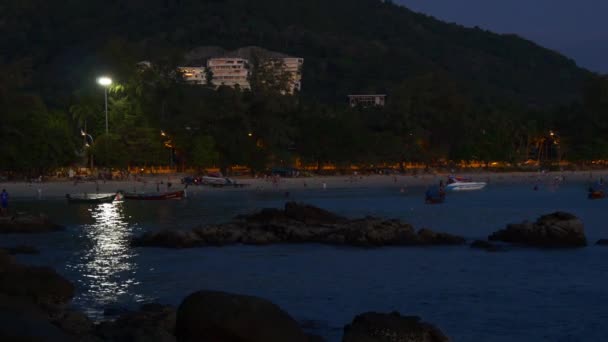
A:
1,0,607,174
1,0,589,106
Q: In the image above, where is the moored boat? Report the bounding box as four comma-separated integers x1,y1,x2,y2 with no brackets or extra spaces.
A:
445,176,487,191
588,182,605,199
123,190,185,200
588,190,605,199
66,193,117,204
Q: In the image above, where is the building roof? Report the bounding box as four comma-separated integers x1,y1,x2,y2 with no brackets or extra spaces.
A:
183,46,296,66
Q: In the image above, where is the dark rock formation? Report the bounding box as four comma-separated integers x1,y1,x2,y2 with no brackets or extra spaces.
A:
306,334,327,342
0,308,69,341
94,303,176,342
176,290,309,342
5,245,40,255
596,239,608,246
488,212,587,247
0,263,75,307
0,214,63,234
0,251,76,341
470,240,503,252
342,312,449,342
0,249,14,270
52,309,95,337
132,202,465,249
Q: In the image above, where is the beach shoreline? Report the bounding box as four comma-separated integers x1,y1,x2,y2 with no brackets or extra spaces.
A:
1,170,606,199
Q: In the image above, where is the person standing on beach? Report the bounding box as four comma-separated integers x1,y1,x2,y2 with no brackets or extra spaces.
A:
1,189,8,216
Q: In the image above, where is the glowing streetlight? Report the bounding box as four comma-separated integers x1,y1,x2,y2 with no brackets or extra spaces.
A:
80,130,94,147
97,76,112,135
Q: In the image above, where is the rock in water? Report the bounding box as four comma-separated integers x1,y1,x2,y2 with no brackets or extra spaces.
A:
0,249,14,270
132,203,465,249
95,303,176,342
52,309,94,337
343,312,449,342
0,214,63,234
0,264,75,307
0,309,68,341
176,290,308,342
488,212,586,247
596,239,608,246
283,201,346,224
5,245,40,255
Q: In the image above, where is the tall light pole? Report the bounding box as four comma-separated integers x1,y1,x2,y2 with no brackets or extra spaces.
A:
97,76,112,135
81,130,95,169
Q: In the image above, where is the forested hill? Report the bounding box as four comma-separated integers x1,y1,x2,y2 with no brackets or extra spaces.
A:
1,0,591,106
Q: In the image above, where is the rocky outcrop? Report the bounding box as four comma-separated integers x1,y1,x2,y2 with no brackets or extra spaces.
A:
4,245,40,255
488,212,587,247
0,263,75,308
94,303,177,342
0,250,75,341
0,251,449,342
342,312,449,342
132,202,465,248
0,307,69,341
596,239,608,246
0,214,63,234
176,290,309,342
53,309,95,337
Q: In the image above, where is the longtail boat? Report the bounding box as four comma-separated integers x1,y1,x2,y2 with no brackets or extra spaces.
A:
66,193,117,204
588,190,605,200
123,190,185,200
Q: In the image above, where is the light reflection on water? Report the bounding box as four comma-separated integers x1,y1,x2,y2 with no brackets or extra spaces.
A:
67,202,144,318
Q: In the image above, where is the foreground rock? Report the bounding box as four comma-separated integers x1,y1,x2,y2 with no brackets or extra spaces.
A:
4,245,40,255
94,303,177,341
488,212,587,247
0,252,448,342
0,261,75,309
0,214,63,234
132,202,465,248
343,312,449,342
176,290,309,342
0,249,75,341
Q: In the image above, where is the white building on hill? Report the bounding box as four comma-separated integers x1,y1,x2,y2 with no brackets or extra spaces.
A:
206,57,250,89
178,67,207,85
348,94,387,107
178,46,303,94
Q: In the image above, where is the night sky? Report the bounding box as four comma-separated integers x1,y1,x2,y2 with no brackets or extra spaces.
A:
396,0,608,73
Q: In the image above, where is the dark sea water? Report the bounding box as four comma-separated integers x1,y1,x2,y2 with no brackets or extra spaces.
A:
3,182,608,341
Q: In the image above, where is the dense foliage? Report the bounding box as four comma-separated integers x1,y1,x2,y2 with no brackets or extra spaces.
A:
1,0,607,173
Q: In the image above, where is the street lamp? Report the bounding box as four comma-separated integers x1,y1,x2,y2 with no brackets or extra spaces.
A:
80,130,95,169
97,76,112,135
81,130,94,147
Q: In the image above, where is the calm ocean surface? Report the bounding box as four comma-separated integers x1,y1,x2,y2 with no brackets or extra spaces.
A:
3,181,608,341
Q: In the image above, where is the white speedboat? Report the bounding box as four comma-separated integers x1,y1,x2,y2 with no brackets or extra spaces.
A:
445,176,486,191
202,176,235,185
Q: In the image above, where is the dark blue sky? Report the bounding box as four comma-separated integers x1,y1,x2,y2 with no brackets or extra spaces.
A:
396,0,608,73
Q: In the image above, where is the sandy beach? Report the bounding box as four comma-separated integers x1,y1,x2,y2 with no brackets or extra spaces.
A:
1,170,606,199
